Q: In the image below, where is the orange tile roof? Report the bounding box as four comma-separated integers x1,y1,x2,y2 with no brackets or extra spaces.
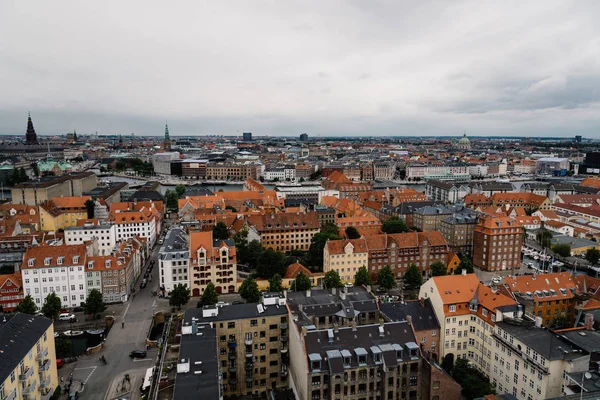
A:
284,262,314,279
326,238,368,255
0,273,22,290
490,192,548,207
247,212,320,232
503,272,577,299
581,177,600,189
477,214,523,230
432,273,480,304
536,210,559,219
50,196,91,210
22,243,87,269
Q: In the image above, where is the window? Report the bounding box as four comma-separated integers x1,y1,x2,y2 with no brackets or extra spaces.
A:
449,305,456,312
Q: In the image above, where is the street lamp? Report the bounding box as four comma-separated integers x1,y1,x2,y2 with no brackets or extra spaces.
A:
581,371,592,400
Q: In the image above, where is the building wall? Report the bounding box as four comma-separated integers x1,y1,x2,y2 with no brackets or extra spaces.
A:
259,227,319,253
323,244,369,283
473,223,523,272
23,263,87,308
159,250,190,292
65,226,117,255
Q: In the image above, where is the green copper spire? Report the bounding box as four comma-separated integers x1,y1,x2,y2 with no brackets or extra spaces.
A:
164,122,171,151
165,123,170,140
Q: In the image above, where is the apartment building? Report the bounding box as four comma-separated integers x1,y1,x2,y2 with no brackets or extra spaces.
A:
425,181,470,204
110,202,161,248
39,196,90,231
412,205,477,232
158,227,190,292
419,273,519,378
0,314,59,400
64,222,117,255
439,213,479,256
490,320,589,400
206,162,262,181
188,299,289,397
11,171,98,205
247,212,320,253
501,272,578,326
324,231,449,281
406,163,470,180
380,299,441,361
473,214,523,272
22,243,90,308
290,321,426,400
189,230,237,296
286,286,379,330
0,273,24,312
490,192,551,211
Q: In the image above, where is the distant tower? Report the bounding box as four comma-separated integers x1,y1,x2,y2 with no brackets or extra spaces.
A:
300,133,308,141
164,123,171,151
243,132,252,141
25,112,38,145
73,129,78,142
119,134,123,147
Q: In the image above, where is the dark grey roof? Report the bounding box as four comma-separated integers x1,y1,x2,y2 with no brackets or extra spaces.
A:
560,329,600,353
381,201,437,215
441,213,480,225
414,205,474,216
287,287,378,323
181,186,214,198
186,302,287,323
304,322,420,371
379,299,440,331
173,320,220,400
496,321,589,361
130,190,164,201
159,228,189,260
0,314,52,384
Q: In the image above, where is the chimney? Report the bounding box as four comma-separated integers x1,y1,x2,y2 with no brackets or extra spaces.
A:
306,289,311,298
585,314,594,331
535,317,542,328
462,269,467,276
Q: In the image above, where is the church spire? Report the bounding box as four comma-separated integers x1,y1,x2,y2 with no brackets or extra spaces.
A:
164,122,171,151
26,112,38,145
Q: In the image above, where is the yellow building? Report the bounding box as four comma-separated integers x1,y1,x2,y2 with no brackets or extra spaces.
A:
39,196,90,232
0,313,59,400
323,238,369,283
254,262,323,291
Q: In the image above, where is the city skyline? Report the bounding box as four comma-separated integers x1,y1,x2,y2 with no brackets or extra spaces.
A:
1,1,600,138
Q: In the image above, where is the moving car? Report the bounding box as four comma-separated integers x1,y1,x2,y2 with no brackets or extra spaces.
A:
129,350,147,359
59,313,77,322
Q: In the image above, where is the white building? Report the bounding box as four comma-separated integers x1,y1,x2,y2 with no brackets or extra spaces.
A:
152,152,180,175
468,164,489,177
158,227,190,292
22,243,90,308
284,165,296,181
406,163,470,180
263,168,286,181
64,222,117,255
112,209,157,248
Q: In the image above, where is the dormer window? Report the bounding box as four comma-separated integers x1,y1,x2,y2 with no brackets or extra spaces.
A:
73,255,80,264
57,256,64,265
358,355,367,365
469,303,477,312
88,261,94,270
396,350,403,360
44,257,51,266
343,356,351,367
449,305,456,312
105,260,111,268
28,258,35,267
221,250,227,257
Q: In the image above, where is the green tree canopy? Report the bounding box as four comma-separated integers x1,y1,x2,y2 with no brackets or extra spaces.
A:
246,240,265,268
41,292,62,320
403,263,423,289
537,228,553,249
345,226,361,239
550,315,571,330
451,358,496,399
430,261,447,277
165,190,179,209
169,284,191,310
15,294,37,315
293,272,312,291
175,184,186,197
376,265,397,290
320,222,340,236
324,270,343,288
586,248,600,265
354,266,372,287
455,256,474,275
200,282,219,306
381,216,408,234
307,232,341,269
268,273,283,292
256,248,287,279
83,289,106,316
212,222,230,241
84,199,95,219
239,278,262,303
552,243,571,258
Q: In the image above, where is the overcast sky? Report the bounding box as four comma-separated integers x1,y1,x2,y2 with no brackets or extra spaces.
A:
1,0,599,138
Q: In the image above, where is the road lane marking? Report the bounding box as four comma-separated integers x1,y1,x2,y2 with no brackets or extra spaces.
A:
123,302,131,318
75,366,97,384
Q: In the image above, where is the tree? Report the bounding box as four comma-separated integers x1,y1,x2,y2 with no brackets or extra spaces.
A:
15,294,37,315
403,263,423,289
586,248,600,265
376,265,397,290
83,289,106,316
239,278,262,303
451,358,496,399
441,353,455,374
212,222,229,241
30,162,39,177
84,199,95,219
268,273,283,292
320,222,340,237
307,232,341,269
256,248,287,278
354,266,372,287
293,272,312,291
455,256,474,275
200,282,219,306
41,292,62,320
381,216,408,234
324,270,343,289
169,284,191,310
246,240,265,268
430,261,447,277
550,315,571,330
552,243,571,258
537,228,553,249
175,184,186,197
345,226,361,239
165,190,179,209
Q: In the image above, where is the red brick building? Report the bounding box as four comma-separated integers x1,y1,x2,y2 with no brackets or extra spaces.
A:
473,214,523,271
0,273,24,312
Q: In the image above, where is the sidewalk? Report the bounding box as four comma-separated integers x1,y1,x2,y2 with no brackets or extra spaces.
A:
105,368,147,400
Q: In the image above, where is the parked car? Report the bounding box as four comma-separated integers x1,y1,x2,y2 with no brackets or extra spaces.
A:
56,359,65,368
129,350,147,359
59,313,77,322
232,301,244,305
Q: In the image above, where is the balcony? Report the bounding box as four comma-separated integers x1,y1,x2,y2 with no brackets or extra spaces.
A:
280,335,288,342
280,345,288,354
2,388,16,400
22,381,37,396
38,359,51,372
228,376,237,384
228,365,237,373
36,347,49,360
245,363,253,371
245,337,253,346
245,350,253,358
228,352,237,360
39,373,51,389
280,322,288,330
245,375,253,383
19,366,34,381
280,365,288,378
